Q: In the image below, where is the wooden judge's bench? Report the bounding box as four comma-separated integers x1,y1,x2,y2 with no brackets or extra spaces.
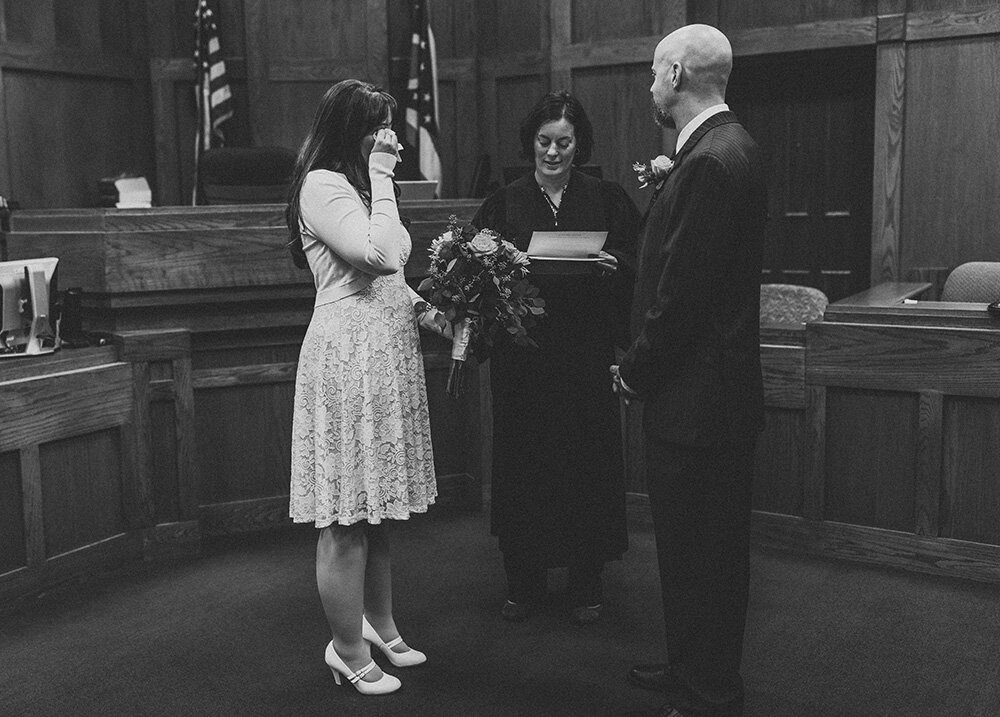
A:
0,201,484,602
5,204,1000,602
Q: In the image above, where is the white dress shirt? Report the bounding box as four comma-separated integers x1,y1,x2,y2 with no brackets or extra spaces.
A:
675,103,729,156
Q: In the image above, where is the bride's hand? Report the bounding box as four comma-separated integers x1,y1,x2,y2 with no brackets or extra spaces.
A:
373,128,402,161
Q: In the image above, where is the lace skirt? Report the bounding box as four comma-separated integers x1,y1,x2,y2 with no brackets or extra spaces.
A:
289,274,436,527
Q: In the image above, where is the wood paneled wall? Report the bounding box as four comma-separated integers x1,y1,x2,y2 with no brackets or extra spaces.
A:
2,1,999,292
0,0,155,208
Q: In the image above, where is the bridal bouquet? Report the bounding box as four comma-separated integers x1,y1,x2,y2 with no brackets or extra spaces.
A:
418,215,545,397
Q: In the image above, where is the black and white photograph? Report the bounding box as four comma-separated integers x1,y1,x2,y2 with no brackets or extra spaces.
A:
2,2,1000,715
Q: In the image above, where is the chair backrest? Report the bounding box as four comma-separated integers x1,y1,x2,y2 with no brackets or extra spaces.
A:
200,146,297,205
940,262,1000,302
759,283,829,325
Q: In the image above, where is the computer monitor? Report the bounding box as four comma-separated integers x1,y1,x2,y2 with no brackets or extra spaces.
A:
0,257,60,358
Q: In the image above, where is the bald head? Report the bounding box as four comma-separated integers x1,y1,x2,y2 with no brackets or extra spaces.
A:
654,24,732,100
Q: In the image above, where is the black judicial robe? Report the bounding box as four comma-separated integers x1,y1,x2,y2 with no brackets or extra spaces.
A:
472,169,640,566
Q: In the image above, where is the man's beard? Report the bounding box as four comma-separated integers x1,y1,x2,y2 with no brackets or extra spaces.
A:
652,103,675,129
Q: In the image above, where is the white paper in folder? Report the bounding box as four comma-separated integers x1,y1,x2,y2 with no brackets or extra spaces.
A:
526,231,607,260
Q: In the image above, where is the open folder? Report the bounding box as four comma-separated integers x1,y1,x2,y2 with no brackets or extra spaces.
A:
527,231,608,260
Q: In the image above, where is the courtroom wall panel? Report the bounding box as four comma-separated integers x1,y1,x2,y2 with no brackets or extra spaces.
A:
823,388,918,532
753,409,808,517
477,0,545,55
40,429,125,557
572,64,668,210
0,450,25,574
941,396,1000,545
570,0,683,42
717,0,877,29
493,74,548,171
901,36,1000,273
0,0,155,207
727,48,875,300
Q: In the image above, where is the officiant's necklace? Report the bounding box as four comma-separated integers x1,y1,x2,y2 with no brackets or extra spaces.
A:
539,182,568,227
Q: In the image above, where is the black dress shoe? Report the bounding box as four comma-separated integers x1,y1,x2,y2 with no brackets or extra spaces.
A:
570,603,602,625
500,600,529,622
627,663,676,692
657,706,686,717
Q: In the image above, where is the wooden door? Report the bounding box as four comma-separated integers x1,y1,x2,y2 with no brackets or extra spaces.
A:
727,47,875,302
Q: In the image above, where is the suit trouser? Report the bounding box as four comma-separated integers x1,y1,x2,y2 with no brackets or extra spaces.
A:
644,436,756,713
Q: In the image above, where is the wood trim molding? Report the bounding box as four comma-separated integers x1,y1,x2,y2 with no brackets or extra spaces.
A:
0,44,143,79
552,35,661,71
437,57,475,82
729,17,877,57
172,358,197,521
0,531,143,606
121,360,154,529
0,363,133,452
915,390,943,537
192,362,297,389
0,66,9,197
20,445,44,567
803,386,827,521
365,0,389,86
243,0,270,147
906,7,1000,42
877,13,906,43
751,510,1000,584
149,56,247,82
199,496,291,535
549,0,572,48
267,59,369,82
870,40,906,285
481,51,548,78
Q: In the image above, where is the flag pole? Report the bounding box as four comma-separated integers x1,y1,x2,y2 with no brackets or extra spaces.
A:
192,4,203,206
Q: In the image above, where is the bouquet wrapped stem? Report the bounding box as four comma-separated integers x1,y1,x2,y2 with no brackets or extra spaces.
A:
418,216,546,398
446,359,465,398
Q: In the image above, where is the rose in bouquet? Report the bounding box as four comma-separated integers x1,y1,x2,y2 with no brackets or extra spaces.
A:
417,215,545,397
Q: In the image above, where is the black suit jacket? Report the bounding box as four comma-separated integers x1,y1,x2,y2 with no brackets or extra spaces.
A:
619,111,768,446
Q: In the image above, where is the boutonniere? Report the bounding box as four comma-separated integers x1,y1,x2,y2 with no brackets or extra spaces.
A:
632,154,674,190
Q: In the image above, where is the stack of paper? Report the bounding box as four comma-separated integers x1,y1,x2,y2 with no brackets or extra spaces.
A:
114,177,152,208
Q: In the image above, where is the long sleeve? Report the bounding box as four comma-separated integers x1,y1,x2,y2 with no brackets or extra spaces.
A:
618,154,736,395
471,188,507,235
300,152,402,276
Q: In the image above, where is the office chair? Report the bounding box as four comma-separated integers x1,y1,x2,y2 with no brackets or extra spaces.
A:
759,283,829,324
199,146,297,204
939,262,1000,302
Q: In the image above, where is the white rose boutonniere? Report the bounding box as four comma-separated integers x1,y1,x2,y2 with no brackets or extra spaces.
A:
632,154,674,189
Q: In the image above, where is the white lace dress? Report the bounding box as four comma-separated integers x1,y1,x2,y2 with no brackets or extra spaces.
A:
289,160,436,527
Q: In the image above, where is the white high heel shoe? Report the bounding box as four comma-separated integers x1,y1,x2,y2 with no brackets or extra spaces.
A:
362,615,427,667
324,641,401,695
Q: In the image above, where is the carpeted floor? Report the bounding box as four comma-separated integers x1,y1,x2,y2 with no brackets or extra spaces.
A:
2,502,999,717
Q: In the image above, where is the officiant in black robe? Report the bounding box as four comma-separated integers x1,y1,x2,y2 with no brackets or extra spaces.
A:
472,91,640,625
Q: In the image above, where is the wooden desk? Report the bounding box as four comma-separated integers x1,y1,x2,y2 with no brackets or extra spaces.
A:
0,334,191,603
752,284,1000,583
1,201,487,600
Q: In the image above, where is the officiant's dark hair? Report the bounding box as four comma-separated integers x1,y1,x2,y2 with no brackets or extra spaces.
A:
519,90,593,165
285,79,399,269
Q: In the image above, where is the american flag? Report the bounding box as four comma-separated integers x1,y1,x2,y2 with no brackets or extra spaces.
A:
194,0,233,152
405,0,442,194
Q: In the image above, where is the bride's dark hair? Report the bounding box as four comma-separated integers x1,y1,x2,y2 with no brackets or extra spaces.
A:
286,79,398,269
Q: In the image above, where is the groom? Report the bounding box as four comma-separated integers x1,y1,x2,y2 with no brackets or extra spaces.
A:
612,24,768,717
